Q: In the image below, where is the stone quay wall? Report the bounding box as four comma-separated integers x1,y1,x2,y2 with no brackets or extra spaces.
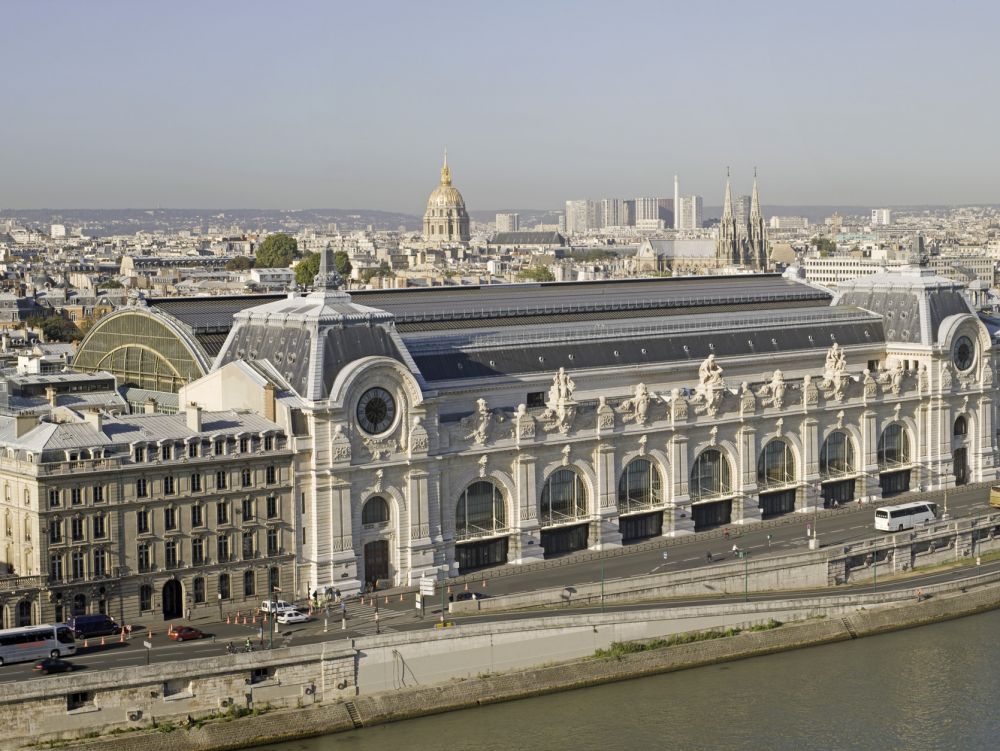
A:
57,579,1000,751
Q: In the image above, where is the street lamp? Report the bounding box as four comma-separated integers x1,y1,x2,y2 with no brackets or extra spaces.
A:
736,549,750,602
268,585,280,649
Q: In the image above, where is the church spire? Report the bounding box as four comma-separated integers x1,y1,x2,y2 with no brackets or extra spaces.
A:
750,168,762,220
721,167,734,220
440,148,451,186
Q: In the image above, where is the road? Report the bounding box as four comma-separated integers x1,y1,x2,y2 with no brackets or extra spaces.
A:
3,484,992,684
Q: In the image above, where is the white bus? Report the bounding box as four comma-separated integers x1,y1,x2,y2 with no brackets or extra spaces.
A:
875,501,937,532
0,624,77,666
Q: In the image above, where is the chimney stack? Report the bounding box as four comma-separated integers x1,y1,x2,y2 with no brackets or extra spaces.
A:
14,413,38,438
263,384,276,422
186,402,203,432
45,386,57,408
144,397,158,414
84,408,103,432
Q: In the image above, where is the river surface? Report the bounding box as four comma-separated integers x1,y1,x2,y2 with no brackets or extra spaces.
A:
259,610,1000,751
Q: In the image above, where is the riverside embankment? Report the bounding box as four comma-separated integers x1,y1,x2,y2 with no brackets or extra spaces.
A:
23,571,1000,751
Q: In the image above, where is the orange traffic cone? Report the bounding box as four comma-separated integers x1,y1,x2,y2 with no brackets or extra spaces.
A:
83,638,89,648
226,614,231,625
147,628,153,639
384,595,389,605
100,636,106,646
399,593,403,602
482,579,487,589
242,616,248,625
252,614,257,625
464,582,469,591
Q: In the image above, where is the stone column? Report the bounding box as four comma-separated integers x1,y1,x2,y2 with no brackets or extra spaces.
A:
668,436,694,535
800,418,821,513
735,427,762,525
593,442,622,550
405,469,443,581
510,453,544,563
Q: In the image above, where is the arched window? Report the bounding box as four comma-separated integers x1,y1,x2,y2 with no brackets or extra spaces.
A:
218,573,230,600
878,424,911,469
540,469,588,526
954,416,968,437
193,577,205,604
690,449,732,501
820,431,855,477
617,458,663,513
243,570,255,597
362,496,390,525
456,481,506,540
139,584,152,611
757,440,796,489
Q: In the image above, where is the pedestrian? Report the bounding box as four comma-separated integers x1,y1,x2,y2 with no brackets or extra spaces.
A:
732,543,739,555
705,551,712,563
767,534,772,548
334,588,341,604
257,625,263,645
723,528,730,540
340,601,347,619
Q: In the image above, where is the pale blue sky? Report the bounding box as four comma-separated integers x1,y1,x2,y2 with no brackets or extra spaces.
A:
2,0,998,211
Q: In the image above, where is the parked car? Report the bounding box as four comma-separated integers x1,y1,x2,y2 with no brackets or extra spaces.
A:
33,658,75,674
276,610,310,624
260,599,294,614
453,592,489,602
66,614,121,638
168,626,207,642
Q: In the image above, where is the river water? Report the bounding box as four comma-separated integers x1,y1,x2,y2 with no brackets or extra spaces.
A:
259,610,1000,751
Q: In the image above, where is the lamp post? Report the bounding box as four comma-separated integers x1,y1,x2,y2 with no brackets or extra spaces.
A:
269,585,280,649
736,550,750,602
600,561,605,615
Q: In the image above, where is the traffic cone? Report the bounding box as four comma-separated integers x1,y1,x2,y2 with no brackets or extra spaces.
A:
252,614,257,625
399,593,403,602
226,614,231,625
464,582,469,591
482,579,487,589
384,596,389,605
83,638,88,648
100,636,106,646
447,586,452,594
147,629,152,639
242,616,248,625
119,630,125,644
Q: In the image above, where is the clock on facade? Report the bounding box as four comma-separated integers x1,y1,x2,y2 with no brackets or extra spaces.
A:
953,335,975,372
356,387,396,435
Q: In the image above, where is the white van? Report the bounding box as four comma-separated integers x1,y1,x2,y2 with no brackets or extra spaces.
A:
875,501,937,532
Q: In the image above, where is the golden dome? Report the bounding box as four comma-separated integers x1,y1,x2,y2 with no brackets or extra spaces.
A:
427,150,466,209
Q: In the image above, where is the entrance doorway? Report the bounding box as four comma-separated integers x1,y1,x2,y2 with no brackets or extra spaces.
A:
692,499,733,531
620,511,663,543
456,537,509,573
161,580,183,620
364,540,390,587
954,448,968,486
540,523,589,558
759,490,796,519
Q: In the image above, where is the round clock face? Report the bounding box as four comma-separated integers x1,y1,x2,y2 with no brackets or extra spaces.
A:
356,387,396,435
954,336,975,372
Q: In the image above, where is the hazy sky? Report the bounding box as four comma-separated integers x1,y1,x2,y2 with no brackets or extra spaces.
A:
3,0,999,212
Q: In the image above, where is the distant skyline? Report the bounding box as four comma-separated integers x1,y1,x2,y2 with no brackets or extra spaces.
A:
3,0,1000,212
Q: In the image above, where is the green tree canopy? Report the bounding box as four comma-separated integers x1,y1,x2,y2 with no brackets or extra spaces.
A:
295,253,321,286
360,262,392,284
28,315,82,343
255,233,299,268
294,251,353,287
226,256,255,271
516,266,555,282
810,237,837,257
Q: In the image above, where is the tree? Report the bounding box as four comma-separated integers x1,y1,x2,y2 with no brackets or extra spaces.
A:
295,253,320,286
810,237,837,258
294,251,353,287
226,256,254,271
255,233,298,268
360,263,392,285
517,266,555,282
101,279,124,289
28,315,82,343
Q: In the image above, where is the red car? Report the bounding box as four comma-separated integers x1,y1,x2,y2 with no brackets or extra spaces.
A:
168,626,207,642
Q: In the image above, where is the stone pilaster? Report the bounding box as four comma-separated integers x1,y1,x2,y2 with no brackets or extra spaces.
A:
510,453,544,563
592,443,622,550
668,436,694,535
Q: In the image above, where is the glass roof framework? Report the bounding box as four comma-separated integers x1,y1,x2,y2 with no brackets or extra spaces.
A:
74,309,211,393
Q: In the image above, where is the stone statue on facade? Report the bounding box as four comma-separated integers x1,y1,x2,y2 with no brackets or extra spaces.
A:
820,343,848,400
918,363,929,394
757,369,786,409
541,368,577,434
739,381,756,413
669,388,688,421
462,398,493,445
698,354,726,389
862,369,878,398
621,383,651,425
596,395,615,430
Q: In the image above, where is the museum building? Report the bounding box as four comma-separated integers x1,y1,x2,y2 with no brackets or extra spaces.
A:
173,256,999,597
